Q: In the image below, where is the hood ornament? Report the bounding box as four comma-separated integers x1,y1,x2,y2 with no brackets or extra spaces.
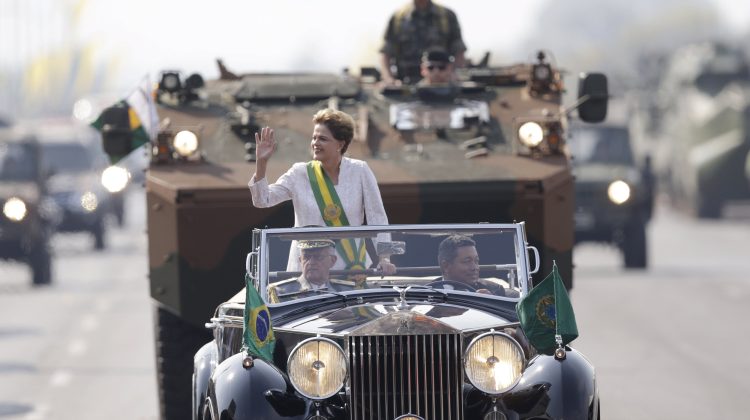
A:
393,286,412,310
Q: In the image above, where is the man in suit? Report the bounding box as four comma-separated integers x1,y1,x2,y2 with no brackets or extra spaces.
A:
432,234,505,295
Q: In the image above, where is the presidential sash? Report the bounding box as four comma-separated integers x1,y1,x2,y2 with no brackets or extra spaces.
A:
306,161,367,270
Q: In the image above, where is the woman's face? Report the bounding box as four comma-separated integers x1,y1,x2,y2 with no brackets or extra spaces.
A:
311,123,342,162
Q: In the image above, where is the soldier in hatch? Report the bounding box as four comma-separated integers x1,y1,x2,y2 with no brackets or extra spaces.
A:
267,239,355,303
417,48,457,85
380,0,466,85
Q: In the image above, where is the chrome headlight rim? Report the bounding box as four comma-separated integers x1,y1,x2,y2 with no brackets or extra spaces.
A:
287,336,348,400
607,180,631,205
3,197,28,222
517,121,545,148
173,130,199,157
464,331,526,396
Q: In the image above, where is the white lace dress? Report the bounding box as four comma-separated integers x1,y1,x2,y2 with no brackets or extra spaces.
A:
249,157,389,269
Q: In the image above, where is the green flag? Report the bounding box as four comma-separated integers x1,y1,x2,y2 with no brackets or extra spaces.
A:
243,274,275,361
91,77,158,163
516,263,578,355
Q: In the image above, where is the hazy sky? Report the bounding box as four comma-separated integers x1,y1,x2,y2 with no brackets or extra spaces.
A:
69,0,750,90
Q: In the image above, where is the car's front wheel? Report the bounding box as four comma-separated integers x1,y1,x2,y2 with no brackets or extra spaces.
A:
29,245,52,286
622,216,647,269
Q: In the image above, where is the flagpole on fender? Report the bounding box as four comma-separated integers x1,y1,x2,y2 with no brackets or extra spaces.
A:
552,260,567,360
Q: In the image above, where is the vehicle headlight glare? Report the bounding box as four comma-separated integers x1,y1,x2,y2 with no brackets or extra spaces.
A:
287,337,347,400
518,122,544,147
3,197,27,222
101,165,131,193
173,130,199,157
608,180,631,205
464,332,525,395
80,191,98,212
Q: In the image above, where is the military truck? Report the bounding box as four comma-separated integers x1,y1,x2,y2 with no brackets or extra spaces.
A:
0,126,54,285
100,51,607,419
646,41,750,218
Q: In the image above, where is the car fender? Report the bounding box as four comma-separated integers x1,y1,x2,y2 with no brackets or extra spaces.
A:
207,352,309,420
192,341,217,420
508,349,598,419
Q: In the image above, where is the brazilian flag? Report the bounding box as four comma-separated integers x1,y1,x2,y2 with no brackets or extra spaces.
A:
243,274,275,361
516,263,578,355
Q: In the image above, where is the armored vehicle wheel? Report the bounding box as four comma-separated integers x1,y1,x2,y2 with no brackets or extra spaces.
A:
93,222,106,250
154,306,211,420
30,246,52,286
622,217,647,269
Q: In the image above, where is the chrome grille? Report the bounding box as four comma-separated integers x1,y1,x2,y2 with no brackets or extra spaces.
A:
348,334,463,420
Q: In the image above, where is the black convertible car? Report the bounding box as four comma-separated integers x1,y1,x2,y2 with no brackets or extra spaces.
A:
193,223,599,420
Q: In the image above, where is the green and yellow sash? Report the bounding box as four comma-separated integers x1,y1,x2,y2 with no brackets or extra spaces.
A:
306,160,367,270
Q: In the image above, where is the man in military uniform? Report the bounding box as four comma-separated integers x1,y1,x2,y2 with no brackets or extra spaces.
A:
417,48,456,85
380,0,466,85
430,234,506,295
267,239,355,303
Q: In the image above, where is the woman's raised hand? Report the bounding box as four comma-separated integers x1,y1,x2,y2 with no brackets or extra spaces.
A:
255,127,276,162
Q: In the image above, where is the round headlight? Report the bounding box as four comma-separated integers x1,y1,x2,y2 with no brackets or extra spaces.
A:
607,180,631,205
80,191,98,212
518,122,544,147
3,197,27,222
464,332,525,395
101,165,131,193
173,130,199,157
287,337,347,400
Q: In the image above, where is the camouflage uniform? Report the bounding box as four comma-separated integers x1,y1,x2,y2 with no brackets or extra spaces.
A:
380,1,466,83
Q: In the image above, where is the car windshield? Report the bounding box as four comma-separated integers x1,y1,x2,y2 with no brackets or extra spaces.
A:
0,142,37,180
40,142,95,174
257,224,528,304
569,126,634,165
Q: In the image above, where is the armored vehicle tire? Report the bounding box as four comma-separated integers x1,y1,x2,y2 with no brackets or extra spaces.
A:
30,247,52,286
622,217,647,269
154,306,212,420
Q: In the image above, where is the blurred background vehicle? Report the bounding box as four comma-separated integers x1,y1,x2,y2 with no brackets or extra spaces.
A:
638,41,750,218
30,119,126,250
0,125,55,285
569,118,655,268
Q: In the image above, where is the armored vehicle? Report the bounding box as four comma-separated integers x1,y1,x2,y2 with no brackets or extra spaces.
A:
648,42,750,218
569,121,654,268
100,52,607,419
0,126,54,285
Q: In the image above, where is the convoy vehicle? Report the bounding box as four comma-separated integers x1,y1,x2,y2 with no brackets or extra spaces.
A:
99,52,607,419
645,41,750,218
0,126,54,285
194,223,599,420
35,120,124,249
569,122,654,268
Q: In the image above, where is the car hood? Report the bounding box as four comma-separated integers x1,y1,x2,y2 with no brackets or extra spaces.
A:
0,182,41,202
574,163,640,184
276,301,513,335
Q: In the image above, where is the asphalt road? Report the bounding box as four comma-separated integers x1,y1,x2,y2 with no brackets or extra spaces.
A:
1,190,748,419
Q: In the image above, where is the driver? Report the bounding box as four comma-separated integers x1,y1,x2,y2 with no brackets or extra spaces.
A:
267,239,355,303
433,234,504,295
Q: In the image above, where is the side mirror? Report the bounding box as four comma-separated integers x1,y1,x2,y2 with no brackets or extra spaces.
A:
98,104,135,162
577,72,609,123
